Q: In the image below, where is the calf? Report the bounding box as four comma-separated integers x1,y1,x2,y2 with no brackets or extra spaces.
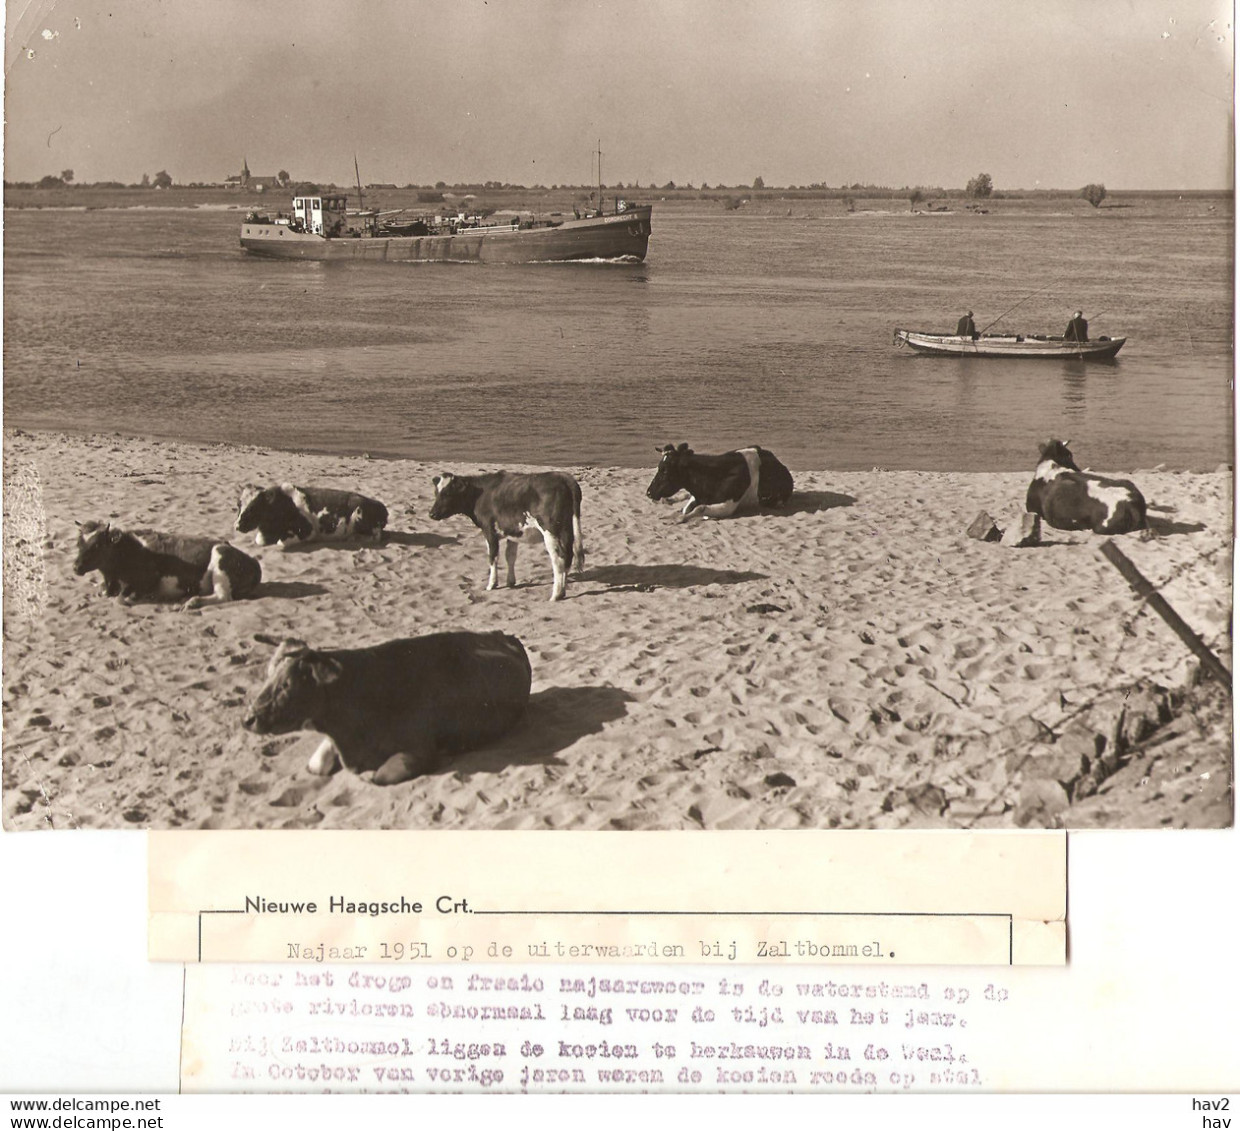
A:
242,632,532,784
73,522,262,610
428,471,584,601
235,483,388,548
646,443,795,519
1025,439,1147,535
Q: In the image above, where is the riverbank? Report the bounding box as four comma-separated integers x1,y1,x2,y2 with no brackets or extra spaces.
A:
5,185,1232,218
3,429,1232,830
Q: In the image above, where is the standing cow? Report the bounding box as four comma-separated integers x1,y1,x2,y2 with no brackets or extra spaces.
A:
428,471,584,601
646,443,795,519
235,483,388,549
1025,439,1147,535
242,632,532,785
74,521,262,610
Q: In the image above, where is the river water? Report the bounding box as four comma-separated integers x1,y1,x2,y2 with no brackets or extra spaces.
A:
3,199,1232,470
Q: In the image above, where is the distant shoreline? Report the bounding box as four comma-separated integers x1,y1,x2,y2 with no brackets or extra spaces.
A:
4,185,1233,215
5,425,1230,477
3,202,251,212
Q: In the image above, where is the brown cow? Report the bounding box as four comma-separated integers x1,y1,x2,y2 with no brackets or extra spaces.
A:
646,443,794,519
242,632,532,785
74,522,261,610
429,470,584,601
1025,440,1146,535
235,483,388,548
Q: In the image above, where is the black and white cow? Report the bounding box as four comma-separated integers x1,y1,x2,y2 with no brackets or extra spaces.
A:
242,632,532,785
1025,439,1147,535
73,521,262,610
428,471,584,601
235,484,388,549
646,443,795,519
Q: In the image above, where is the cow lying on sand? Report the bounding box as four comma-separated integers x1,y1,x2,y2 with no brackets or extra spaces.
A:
1025,439,1147,535
74,522,262,610
646,443,795,519
429,471,584,601
235,484,388,549
242,632,532,785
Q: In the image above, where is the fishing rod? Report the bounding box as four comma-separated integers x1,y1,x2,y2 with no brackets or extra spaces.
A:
979,283,1058,335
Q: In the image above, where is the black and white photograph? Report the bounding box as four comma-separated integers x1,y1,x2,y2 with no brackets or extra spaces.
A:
3,0,1233,834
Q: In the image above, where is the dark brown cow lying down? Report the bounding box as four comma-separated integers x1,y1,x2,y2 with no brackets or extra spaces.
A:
74,522,262,610
1025,439,1147,535
242,632,532,785
235,483,388,549
646,443,795,520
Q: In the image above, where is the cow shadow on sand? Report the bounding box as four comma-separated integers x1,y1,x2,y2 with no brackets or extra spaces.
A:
253,580,329,601
1146,515,1207,537
382,530,460,549
779,490,856,516
277,530,459,552
445,685,634,776
578,564,768,593
1014,520,1206,547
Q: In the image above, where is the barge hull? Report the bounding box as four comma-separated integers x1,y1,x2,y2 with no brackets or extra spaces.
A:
240,207,651,263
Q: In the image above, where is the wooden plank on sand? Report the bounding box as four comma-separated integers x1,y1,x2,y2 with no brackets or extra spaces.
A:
1099,539,1232,693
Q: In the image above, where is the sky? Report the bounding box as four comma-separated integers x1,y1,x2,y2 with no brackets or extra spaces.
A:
3,0,1234,190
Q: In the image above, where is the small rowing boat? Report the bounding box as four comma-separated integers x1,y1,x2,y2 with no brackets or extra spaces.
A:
893,328,1125,359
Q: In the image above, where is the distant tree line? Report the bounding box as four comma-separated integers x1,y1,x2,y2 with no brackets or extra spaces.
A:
0,172,1215,207
11,168,173,189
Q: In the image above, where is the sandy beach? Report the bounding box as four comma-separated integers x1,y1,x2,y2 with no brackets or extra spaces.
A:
2,428,1232,831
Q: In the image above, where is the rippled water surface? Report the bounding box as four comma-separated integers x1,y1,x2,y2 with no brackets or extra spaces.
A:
3,200,1232,470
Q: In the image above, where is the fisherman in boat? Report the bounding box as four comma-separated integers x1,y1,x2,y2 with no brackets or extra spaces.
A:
956,310,978,338
1064,310,1089,342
